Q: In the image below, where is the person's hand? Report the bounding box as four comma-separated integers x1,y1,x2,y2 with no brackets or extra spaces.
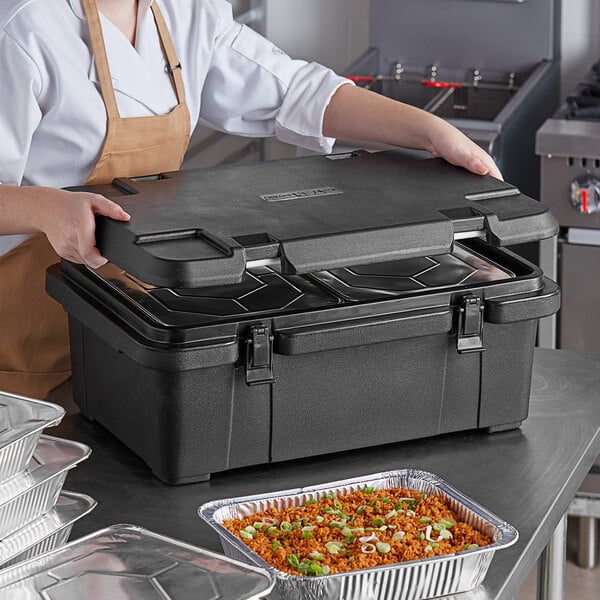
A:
425,115,503,180
35,187,130,268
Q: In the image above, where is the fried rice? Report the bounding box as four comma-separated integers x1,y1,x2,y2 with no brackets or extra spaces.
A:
222,485,492,576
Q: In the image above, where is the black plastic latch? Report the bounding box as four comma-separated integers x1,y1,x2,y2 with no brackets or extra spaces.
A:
457,295,485,354
245,324,275,386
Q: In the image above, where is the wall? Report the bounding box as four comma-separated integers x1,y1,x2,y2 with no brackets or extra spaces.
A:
561,0,600,98
265,0,369,74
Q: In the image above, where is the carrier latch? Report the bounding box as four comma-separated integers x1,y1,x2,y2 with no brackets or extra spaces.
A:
245,324,275,385
457,295,485,353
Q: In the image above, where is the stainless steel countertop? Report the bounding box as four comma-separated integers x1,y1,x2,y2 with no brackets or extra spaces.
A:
49,348,600,600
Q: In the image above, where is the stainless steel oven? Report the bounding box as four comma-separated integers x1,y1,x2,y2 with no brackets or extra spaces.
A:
537,57,600,569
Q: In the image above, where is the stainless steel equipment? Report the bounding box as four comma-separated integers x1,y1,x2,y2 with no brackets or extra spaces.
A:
346,0,561,201
537,61,600,351
536,57,600,570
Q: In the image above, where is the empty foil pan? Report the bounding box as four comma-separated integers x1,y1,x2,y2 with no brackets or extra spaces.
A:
0,490,96,570
0,392,65,484
0,523,274,599
199,470,518,600
0,435,91,539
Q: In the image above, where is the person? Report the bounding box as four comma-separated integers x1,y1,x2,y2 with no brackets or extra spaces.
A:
0,0,502,400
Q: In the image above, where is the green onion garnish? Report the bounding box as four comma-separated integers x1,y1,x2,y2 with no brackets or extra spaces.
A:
439,518,456,529
325,541,343,554
287,554,300,568
376,542,391,554
395,498,418,509
329,520,346,528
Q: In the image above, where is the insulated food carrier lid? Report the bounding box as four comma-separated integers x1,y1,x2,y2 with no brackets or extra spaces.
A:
87,151,557,288
0,524,274,600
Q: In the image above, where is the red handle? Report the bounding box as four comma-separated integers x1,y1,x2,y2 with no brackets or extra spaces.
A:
344,76,376,83
422,80,463,89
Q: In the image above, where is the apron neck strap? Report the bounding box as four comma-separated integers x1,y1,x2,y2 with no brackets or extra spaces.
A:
151,2,187,105
81,0,186,118
81,0,120,119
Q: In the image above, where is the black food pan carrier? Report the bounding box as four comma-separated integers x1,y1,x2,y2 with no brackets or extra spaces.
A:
46,151,560,484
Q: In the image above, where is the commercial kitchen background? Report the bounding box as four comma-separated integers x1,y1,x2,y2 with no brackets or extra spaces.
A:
183,0,600,168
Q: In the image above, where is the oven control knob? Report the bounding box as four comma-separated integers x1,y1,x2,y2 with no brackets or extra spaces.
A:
570,175,600,214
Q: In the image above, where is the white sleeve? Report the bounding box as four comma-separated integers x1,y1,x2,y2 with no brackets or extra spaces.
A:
198,3,353,154
0,31,43,186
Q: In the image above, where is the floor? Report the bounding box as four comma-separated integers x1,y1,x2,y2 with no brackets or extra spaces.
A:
516,517,600,599
516,469,600,600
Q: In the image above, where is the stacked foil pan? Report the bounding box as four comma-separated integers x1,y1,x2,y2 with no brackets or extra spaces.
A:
0,524,274,599
199,469,519,600
0,392,96,570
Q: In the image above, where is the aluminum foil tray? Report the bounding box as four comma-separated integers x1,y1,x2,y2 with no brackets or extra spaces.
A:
0,524,274,600
0,436,91,539
0,392,65,484
0,491,96,570
199,470,519,600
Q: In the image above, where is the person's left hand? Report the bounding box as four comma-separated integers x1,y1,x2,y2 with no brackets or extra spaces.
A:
425,115,503,180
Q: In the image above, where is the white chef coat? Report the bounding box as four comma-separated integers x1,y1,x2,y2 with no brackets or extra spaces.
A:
0,0,351,255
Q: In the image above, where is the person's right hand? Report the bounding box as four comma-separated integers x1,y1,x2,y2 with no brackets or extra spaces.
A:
35,187,130,269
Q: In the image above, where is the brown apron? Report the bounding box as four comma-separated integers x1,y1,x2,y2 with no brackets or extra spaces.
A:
0,0,190,399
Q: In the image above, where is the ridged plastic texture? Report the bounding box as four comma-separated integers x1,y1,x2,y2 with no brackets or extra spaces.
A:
0,524,274,600
0,436,91,539
0,393,65,484
199,470,519,600
0,491,96,570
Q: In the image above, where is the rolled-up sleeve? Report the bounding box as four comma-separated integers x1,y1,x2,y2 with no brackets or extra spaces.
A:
198,3,353,154
0,31,42,186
